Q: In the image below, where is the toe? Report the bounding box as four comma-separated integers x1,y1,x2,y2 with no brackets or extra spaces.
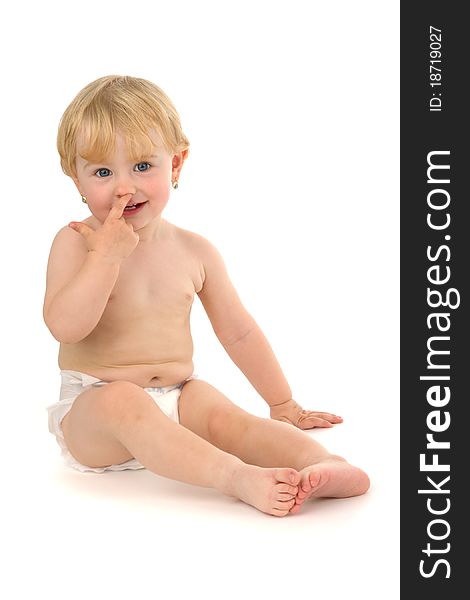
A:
289,502,302,514
278,492,296,502
276,483,298,495
273,498,296,512
275,468,300,486
296,487,309,500
271,509,290,517
308,470,322,489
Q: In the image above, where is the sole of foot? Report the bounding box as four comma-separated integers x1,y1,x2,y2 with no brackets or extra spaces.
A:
289,458,370,514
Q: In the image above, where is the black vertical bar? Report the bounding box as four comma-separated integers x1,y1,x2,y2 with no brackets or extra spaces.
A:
401,2,468,596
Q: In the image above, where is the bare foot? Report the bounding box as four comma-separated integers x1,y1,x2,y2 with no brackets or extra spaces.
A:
289,457,370,514
229,464,301,517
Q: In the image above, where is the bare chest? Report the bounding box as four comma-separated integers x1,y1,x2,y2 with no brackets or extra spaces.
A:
104,242,203,322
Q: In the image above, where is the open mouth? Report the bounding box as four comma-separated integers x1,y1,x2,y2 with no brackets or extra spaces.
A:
123,201,147,215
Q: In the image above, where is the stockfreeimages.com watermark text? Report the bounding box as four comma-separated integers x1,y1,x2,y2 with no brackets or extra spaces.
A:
418,150,460,579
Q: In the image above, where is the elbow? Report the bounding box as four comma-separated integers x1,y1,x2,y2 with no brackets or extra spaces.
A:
45,324,83,345
51,329,86,345
43,308,86,344
216,313,258,347
54,332,85,345
219,324,256,348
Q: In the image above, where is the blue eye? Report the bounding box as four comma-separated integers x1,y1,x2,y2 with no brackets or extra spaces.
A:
95,168,111,178
135,162,151,172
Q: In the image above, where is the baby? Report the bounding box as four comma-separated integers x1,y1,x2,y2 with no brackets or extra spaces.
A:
44,75,369,516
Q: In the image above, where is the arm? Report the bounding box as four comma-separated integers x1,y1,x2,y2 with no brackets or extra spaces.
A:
220,323,293,407
43,194,138,343
197,237,342,428
196,238,289,405
43,233,121,343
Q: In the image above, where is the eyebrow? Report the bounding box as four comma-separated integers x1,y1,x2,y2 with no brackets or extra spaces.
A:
83,154,160,169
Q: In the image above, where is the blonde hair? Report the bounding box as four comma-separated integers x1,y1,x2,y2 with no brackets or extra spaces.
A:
57,75,190,179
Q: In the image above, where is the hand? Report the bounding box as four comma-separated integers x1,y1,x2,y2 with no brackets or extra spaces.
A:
68,194,139,262
270,398,343,430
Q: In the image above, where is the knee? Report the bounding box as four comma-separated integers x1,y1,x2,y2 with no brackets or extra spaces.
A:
96,380,150,422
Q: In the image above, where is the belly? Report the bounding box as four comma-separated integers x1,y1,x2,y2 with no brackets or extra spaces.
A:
58,321,195,387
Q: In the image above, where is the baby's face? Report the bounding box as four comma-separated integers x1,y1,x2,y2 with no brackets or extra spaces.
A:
73,130,175,231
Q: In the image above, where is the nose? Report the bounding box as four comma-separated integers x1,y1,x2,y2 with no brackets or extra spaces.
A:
114,174,137,198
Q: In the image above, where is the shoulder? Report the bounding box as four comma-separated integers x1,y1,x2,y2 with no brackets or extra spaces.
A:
50,213,102,251
167,223,228,291
169,222,221,261
51,215,98,245
49,223,87,255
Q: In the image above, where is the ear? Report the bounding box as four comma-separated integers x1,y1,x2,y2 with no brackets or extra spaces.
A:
171,149,189,179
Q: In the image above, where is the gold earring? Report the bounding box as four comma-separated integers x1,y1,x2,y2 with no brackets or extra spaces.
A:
172,180,178,190
81,195,87,204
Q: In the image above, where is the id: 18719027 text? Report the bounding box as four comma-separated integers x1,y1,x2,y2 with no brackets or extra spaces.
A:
429,26,443,112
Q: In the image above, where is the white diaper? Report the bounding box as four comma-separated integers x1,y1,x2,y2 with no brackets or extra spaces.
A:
46,369,196,474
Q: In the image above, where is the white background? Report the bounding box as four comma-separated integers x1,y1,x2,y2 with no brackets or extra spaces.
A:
0,1,399,598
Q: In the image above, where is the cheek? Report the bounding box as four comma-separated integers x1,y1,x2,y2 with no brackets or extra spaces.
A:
149,179,171,201
85,192,110,220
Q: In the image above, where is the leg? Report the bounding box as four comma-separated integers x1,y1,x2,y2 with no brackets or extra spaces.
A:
179,380,370,511
60,380,300,516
